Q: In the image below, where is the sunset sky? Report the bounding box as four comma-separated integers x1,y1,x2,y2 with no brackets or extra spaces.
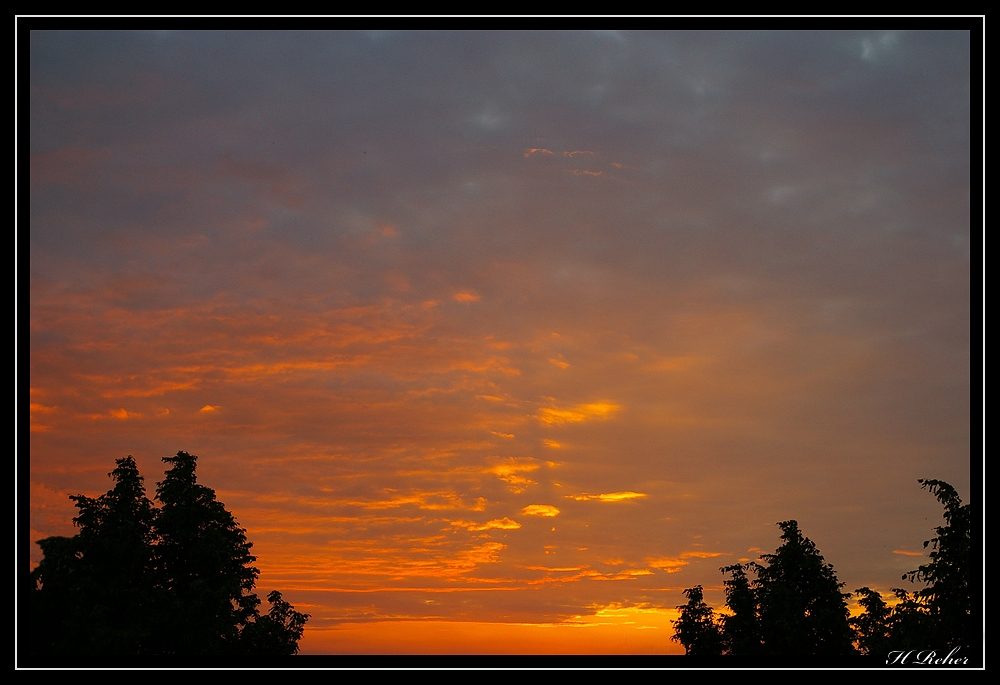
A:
27,29,973,654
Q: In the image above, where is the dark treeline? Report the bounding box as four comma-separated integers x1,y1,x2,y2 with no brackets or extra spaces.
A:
29,452,309,657
671,479,972,661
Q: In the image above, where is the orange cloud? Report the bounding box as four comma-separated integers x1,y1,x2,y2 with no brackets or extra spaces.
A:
30,403,58,432
648,550,726,572
648,557,688,573
568,491,646,502
346,491,487,512
522,504,560,517
537,402,619,425
593,569,655,581
451,517,521,531
487,458,540,493
87,408,141,420
454,291,480,302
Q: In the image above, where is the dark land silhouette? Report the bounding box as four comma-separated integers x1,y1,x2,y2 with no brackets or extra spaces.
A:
29,451,309,657
671,480,972,661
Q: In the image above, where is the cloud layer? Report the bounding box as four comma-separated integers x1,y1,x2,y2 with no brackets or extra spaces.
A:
29,29,972,654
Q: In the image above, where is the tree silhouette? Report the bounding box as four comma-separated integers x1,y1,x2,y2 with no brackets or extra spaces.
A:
753,521,854,655
241,590,310,655
671,585,724,656
29,452,309,657
151,451,263,655
719,561,763,655
30,456,156,655
902,479,971,649
850,479,971,654
676,520,853,656
849,586,892,656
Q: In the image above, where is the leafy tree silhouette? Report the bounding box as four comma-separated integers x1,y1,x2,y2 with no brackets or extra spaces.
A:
29,452,308,657
849,586,893,656
674,520,853,656
851,479,971,654
670,585,724,655
719,561,764,655
902,479,971,649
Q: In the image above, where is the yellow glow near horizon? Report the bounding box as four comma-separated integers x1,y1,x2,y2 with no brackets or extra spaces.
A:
299,607,685,655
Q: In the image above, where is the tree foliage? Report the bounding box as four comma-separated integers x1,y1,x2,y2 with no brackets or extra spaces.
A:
670,585,724,656
851,479,971,654
29,452,309,657
719,561,763,655
849,586,893,656
753,521,855,655
674,520,853,656
903,479,971,648
674,480,972,659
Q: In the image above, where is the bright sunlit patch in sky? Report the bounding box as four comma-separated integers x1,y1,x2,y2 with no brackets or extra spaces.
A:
569,492,647,502
522,504,561,517
537,402,620,425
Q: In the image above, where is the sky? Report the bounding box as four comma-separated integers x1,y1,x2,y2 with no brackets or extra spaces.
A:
27,29,974,655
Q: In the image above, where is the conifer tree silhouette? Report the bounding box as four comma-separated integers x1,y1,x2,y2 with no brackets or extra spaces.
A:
29,452,309,657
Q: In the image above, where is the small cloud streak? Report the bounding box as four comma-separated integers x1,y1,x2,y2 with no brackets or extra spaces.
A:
347,491,487,512
522,504,560,517
537,402,619,425
487,458,540,493
648,550,725,573
88,408,141,420
451,517,521,531
569,492,646,502
892,549,925,556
